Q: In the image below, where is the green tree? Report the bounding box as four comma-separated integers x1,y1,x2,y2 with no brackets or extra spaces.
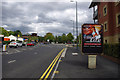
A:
54,36,58,43
38,36,44,42
67,33,74,43
0,27,9,36
13,30,22,37
8,31,14,36
44,33,54,43
61,33,67,44
57,36,62,43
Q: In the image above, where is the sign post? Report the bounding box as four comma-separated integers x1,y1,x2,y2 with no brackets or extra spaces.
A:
81,24,103,69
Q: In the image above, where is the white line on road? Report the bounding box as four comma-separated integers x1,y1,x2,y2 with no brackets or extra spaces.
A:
5,52,9,54
51,51,63,79
15,49,20,52
8,60,16,64
61,48,67,58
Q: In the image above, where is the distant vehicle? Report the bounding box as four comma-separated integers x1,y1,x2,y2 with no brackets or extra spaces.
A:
17,41,23,47
27,43,34,46
9,41,22,48
22,42,27,46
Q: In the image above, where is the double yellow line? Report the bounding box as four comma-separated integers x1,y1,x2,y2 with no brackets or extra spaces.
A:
39,48,64,80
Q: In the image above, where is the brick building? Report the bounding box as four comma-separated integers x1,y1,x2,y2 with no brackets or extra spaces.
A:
89,1,120,44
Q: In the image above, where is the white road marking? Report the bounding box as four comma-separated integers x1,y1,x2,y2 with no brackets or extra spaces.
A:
72,53,78,56
15,49,20,52
5,52,9,54
51,51,63,79
61,48,67,58
8,60,16,64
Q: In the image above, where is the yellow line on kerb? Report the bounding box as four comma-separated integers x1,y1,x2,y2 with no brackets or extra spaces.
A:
39,48,64,80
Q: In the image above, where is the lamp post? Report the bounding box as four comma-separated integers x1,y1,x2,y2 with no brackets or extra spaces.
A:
70,0,79,50
70,20,75,46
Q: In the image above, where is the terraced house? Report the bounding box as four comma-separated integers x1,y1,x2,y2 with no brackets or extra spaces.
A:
89,1,120,44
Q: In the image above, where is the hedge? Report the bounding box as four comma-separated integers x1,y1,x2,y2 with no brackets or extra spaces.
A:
3,41,11,45
103,44,120,58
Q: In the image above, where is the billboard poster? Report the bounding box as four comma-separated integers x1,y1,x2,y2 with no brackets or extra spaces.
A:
82,24,103,54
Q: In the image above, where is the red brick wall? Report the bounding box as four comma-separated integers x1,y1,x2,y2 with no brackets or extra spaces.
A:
98,2,120,37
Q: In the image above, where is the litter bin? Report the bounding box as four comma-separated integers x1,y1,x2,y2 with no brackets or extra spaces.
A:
3,45,7,52
88,55,97,69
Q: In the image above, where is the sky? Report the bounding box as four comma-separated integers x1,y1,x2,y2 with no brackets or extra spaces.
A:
1,0,94,37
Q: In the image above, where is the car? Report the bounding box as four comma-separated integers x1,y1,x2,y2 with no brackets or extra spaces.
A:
9,41,22,48
9,41,19,48
27,43,34,46
17,41,23,47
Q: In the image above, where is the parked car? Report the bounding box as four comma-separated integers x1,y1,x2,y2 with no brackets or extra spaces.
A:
9,41,22,48
27,43,34,46
22,42,27,46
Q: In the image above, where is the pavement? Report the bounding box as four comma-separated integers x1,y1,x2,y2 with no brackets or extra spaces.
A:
54,47,120,80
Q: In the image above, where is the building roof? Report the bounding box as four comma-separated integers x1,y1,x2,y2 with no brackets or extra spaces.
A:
89,0,99,8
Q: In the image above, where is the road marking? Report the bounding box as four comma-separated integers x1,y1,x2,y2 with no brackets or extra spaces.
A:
61,48,67,58
51,52,62,79
8,60,16,64
72,53,78,55
5,52,9,54
15,49,20,52
39,48,64,80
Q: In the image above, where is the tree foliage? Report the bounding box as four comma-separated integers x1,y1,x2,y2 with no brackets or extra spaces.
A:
44,33,54,43
67,33,74,43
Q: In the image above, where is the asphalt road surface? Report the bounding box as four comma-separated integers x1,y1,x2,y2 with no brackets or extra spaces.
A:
2,44,66,79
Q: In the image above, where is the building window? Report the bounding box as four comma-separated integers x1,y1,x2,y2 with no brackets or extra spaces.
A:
116,13,120,27
103,5,107,16
119,38,120,43
105,40,107,43
104,21,108,32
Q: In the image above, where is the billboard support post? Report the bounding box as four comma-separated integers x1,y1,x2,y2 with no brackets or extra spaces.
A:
88,55,97,69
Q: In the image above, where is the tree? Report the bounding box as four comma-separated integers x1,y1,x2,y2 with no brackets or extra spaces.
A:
67,33,74,43
13,30,22,37
44,33,54,43
57,36,62,43
8,31,14,36
38,36,44,42
54,36,58,43
0,27,9,36
61,33,67,44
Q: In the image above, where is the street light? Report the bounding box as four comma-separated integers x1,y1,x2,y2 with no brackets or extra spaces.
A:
70,0,79,50
70,20,75,46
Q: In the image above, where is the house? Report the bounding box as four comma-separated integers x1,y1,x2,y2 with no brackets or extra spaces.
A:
89,1,120,44
8,35,17,41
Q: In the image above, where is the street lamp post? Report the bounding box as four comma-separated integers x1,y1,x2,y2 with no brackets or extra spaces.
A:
71,0,79,50
70,20,75,46
75,1,79,50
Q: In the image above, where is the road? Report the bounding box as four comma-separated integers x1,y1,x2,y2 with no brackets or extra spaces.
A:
2,44,66,79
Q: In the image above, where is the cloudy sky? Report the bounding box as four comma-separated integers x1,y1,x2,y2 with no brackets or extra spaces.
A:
1,0,94,36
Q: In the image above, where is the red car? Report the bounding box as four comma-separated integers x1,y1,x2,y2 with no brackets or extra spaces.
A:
27,43,34,46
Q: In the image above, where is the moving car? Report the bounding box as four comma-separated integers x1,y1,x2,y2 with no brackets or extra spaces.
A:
9,41,22,48
27,43,34,46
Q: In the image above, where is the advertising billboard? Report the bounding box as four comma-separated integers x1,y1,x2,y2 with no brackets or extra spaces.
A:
82,24,103,54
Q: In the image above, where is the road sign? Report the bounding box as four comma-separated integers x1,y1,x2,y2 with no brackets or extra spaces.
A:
81,24,103,54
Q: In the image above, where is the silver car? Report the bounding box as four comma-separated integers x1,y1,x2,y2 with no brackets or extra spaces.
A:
9,41,22,48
